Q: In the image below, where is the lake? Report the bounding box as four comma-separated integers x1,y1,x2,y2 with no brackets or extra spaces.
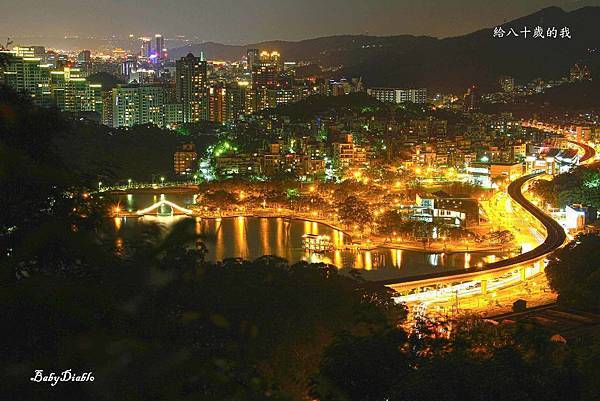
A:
107,192,501,281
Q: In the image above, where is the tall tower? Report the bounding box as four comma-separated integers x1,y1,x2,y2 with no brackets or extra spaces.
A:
251,51,281,111
176,52,208,122
140,38,152,58
155,34,165,60
246,48,259,71
252,51,280,88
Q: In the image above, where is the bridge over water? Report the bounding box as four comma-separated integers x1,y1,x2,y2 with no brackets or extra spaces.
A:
135,199,194,216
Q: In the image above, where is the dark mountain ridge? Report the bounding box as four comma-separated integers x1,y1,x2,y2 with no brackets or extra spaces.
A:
170,6,600,92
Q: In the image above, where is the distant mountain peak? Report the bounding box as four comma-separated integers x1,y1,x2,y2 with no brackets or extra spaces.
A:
168,6,599,93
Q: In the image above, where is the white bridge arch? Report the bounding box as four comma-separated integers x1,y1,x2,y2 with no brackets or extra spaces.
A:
136,199,193,216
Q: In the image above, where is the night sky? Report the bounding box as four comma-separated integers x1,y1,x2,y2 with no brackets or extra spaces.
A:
1,0,599,43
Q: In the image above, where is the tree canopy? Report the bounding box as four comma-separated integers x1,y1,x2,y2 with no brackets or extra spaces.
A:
546,233,600,312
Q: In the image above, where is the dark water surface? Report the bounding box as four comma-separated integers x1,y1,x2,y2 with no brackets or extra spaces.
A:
107,192,501,281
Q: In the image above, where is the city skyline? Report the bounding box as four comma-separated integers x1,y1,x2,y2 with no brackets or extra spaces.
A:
1,0,599,45
3,1,600,399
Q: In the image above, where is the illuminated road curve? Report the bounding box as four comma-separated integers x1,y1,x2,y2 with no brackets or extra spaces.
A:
567,140,596,163
378,173,567,292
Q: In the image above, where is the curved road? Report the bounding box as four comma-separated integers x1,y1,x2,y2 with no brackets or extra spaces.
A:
568,140,596,163
485,173,566,269
377,173,566,286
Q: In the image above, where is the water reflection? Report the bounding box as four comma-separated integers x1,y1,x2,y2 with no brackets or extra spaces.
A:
108,193,502,281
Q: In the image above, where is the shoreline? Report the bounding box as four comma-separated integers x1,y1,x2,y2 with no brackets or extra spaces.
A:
112,212,504,256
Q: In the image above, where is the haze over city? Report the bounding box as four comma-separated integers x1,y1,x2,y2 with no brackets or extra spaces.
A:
2,0,600,44
2,1,600,400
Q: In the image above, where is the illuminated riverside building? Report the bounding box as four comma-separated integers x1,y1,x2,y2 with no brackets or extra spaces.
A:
176,53,208,122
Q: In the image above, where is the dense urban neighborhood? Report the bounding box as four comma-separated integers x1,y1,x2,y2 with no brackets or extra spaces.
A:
2,2,600,400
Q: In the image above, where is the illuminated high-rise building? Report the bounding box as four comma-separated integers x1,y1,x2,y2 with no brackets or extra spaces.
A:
176,52,208,122
207,85,227,124
252,51,281,89
140,38,152,58
225,81,249,123
121,55,138,78
367,87,427,104
111,84,181,128
49,67,102,114
2,54,52,105
77,50,91,64
246,48,259,70
464,85,479,112
250,51,282,111
111,84,166,128
11,46,46,59
155,34,166,60
498,76,514,93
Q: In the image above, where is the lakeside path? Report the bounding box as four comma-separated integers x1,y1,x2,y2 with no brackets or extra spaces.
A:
116,204,506,255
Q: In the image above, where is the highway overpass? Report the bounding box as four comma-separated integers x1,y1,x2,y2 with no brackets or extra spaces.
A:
381,173,567,298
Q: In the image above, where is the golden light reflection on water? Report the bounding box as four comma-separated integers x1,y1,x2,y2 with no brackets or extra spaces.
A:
115,237,124,257
126,194,134,212
234,216,249,259
332,230,344,248
350,251,374,270
195,217,202,236
304,252,333,265
364,251,373,270
303,220,311,234
333,250,343,267
260,218,271,255
391,249,403,268
428,254,440,266
276,218,284,255
215,219,224,261
108,197,498,273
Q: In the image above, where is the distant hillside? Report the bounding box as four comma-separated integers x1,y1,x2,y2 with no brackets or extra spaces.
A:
481,80,600,117
170,6,600,93
170,35,439,66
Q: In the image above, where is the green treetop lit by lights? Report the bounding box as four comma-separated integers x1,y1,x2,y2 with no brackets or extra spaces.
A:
211,140,238,157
